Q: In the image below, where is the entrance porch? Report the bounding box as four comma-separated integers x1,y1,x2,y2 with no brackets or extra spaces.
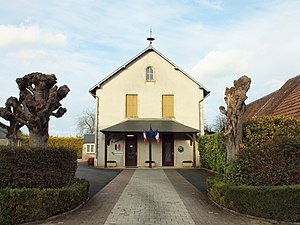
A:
99,119,199,168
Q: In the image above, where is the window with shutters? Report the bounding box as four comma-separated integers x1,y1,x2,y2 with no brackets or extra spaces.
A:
162,95,174,118
126,94,138,117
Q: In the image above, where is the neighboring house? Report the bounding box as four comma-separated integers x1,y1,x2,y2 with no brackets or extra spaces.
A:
244,74,300,120
0,127,8,146
82,134,95,160
89,42,210,168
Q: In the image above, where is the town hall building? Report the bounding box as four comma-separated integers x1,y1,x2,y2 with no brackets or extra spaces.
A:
89,38,209,168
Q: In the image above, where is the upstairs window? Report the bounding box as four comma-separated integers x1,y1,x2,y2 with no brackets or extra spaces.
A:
126,94,138,117
162,95,174,118
146,66,154,81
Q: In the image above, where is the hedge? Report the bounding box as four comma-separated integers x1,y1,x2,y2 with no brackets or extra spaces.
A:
225,137,300,186
242,115,300,150
198,133,225,173
20,134,83,159
0,179,89,225
0,146,77,188
207,177,300,222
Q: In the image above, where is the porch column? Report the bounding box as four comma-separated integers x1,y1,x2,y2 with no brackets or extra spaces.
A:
104,133,108,168
192,133,196,168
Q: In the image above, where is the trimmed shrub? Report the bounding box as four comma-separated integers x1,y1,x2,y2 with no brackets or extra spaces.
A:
0,146,77,188
20,134,83,159
225,137,300,186
207,177,300,222
198,133,225,173
242,115,300,150
48,136,83,159
0,179,89,225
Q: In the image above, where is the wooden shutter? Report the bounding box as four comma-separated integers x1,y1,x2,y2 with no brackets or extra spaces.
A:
162,95,174,117
126,94,138,117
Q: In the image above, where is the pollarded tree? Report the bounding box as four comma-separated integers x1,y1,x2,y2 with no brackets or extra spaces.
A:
219,75,251,163
0,72,70,147
0,97,26,146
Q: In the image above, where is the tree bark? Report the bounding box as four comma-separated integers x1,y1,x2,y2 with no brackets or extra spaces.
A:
219,75,251,163
29,129,49,147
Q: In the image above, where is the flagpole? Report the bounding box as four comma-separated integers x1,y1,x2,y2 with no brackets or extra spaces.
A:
149,138,152,168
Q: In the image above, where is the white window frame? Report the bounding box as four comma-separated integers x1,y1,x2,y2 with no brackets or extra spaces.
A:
86,144,95,153
146,66,154,81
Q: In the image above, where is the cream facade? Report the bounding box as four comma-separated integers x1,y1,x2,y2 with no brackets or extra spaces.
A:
90,45,209,168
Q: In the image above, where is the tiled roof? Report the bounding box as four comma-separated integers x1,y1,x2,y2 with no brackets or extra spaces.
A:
83,134,95,144
244,74,300,120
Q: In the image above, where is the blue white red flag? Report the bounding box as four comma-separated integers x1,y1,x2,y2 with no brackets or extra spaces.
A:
155,129,160,143
143,131,147,142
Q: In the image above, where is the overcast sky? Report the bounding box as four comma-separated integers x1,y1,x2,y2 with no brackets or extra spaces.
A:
1,0,300,136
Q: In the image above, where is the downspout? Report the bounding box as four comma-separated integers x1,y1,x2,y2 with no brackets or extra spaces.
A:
92,94,99,167
198,98,204,136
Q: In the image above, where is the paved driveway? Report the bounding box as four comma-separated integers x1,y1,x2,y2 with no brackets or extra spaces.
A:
38,168,274,225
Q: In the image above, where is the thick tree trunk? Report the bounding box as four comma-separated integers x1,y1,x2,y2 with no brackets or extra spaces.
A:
220,75,251,163
7,128,18,147
29,130,49,147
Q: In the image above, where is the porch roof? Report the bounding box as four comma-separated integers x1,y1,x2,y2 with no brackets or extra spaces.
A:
101,119,199,133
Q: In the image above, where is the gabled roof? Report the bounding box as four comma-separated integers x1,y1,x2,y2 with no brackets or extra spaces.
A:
101,119,199,133
244,74,300,120
89,45,210,97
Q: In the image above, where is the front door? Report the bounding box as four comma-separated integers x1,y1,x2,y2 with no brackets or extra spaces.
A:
125,135,137,167
162,134,174,166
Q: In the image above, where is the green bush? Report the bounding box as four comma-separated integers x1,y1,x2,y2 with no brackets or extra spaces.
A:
0,179,89,225
225,137,300,186
198,133,225,173
207,177,300,222
0,146,77,188
20,134,83,159
242,116,300,150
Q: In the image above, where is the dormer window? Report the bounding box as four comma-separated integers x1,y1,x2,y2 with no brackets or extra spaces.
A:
146,66,154,81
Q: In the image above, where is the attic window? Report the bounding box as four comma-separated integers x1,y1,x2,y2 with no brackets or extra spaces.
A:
146,66,154,81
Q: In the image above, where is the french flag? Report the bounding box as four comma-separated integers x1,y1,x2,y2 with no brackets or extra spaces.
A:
143,131,147,142
155,129,160,143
